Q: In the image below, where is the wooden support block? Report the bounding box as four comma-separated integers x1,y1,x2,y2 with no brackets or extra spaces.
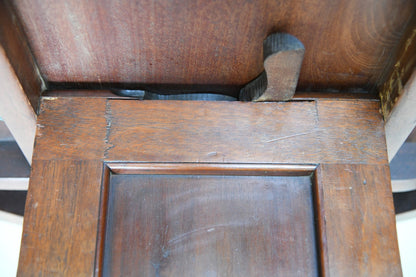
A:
240,33,305,101
385,70,416,161
0,45,37,164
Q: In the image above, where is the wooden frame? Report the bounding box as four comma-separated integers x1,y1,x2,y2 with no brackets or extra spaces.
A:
0,45,37,164
96,163,320,276
18,96,401,276
385,70,416,161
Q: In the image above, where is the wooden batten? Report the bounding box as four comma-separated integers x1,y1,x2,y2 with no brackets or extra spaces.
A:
379,15,416,119
385,70,416,161
0,45,37,164
0,1,44,112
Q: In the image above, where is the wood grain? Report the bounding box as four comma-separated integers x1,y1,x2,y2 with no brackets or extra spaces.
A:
107,163,316,176
106,99,387,164
0,45,37,164
0,1,44,111
240,33,304,101
18,96,401,276
260,33,304,101
379,15,416,119
316,164,402,276
103,173,318,277
17,160,104,277
34,97,107,160
11,0,416,93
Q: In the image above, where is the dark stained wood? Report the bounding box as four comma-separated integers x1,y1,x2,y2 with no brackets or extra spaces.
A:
107,163,316,176
240,33,305,101
33,97,107,160
18,160,104,276
105,100,387,164
0,1,44,112
103,173,318,277
379,15,416,119
293,91,379,100
11,0,416,93
316,164,402,276
18,96,401,276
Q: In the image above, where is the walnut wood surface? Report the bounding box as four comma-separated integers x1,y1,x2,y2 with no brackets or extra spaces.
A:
105,99,387,164
11,0,416,93
0,1,43,111
104,174,318,276
18,160,104,276
18,97,401,276
316,164,402,276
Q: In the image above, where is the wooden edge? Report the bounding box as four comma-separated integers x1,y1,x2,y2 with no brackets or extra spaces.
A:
0,45,37,164
42,90,125,98
18,160,104,276
317,164,401,276
392,178,416,193
0,2,45,112
94,165,111,277
385,70,416,161
0,210,23,225
379,16,416,119
312,165,329,277
293,91,379,100
95,162,320,275
0,178,29,190
106,162,317,176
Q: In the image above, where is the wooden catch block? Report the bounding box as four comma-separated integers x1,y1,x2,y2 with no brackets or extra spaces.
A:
240,33,305,101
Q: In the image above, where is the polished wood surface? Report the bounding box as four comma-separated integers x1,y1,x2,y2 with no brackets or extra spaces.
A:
12,0,415,94
19,97,401,276
18,160,104,276
317,164,401,276
104,173,317,276
0,1,43,111
105,99,387,164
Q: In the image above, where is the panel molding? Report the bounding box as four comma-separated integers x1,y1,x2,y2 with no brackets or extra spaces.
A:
95,162,320,277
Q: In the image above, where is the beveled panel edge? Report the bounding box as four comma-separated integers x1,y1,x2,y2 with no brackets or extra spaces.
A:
313,165,328,277
93,162,320,276
94,164,111,277
105,162,318,176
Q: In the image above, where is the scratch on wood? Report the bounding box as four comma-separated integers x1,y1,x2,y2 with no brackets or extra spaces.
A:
264,131,314,143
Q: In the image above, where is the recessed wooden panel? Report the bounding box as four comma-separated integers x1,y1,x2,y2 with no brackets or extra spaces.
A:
102,173,318,277
12,0,415,93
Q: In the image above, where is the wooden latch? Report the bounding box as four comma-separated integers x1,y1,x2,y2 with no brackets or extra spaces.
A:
239,33,305,101
113,33,304,102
